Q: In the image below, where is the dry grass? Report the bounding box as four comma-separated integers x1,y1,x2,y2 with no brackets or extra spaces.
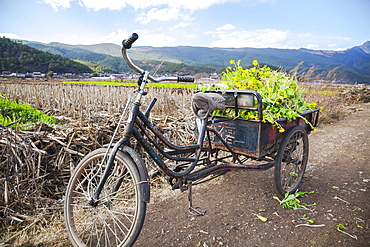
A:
301,82,370,126
0,80,196,246
0,80,193,121
0,79,369,246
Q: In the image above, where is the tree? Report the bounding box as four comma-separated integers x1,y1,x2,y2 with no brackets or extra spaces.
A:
47,71,54,77
90,72,98,77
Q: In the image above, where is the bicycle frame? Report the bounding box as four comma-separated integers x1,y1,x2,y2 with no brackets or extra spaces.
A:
65,33,318,247
91,37,276,203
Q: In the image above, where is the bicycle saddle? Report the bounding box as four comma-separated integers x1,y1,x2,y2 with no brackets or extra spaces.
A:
192,92,225,119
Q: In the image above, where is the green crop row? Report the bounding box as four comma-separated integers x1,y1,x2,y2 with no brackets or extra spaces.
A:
62,80,197,89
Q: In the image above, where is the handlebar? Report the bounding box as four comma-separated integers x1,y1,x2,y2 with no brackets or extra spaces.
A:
122,33,139,49
121,33,195,83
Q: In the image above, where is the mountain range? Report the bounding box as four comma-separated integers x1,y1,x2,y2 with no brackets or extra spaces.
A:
15,40,370,84
0,37,92,74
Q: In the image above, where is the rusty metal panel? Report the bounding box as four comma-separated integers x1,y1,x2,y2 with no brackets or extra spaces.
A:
201,109,319,158
207,118,272,158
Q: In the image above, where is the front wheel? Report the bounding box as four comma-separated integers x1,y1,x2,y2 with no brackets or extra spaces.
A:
274,126,309,196
64,148,146,247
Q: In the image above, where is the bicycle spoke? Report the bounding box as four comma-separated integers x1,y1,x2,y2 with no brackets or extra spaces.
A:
65,148,146,246
275,127,308,195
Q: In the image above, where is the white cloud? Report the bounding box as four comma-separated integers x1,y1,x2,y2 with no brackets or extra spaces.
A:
78,0,238,11
136,8,182,24
306,43,319,50
41,0,71,10
298,33,312,38
63,29,177,47
71,29,131,45
187,34,198,39
0,33,27,40
173,21,191,29
216,24,236,31
210,29,290,48
42,0,260,11
294,34,353,50
133,30,177,47
1,28,176,47
78,0,127,11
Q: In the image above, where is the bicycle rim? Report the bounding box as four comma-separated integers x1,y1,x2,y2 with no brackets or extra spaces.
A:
64,148,146,247
275,126,308,195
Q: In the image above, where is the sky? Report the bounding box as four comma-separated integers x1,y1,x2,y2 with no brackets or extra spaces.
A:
1,0,369,50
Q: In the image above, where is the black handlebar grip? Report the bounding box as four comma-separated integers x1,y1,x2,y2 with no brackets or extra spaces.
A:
177,76,195,83
122,33,139,49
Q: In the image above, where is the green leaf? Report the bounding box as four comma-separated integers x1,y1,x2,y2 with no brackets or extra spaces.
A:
286,88,295,96
328,183,339,189
337,224,345,230
290,172,298,177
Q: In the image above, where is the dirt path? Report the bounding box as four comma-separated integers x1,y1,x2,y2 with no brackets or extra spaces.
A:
134,103,370,247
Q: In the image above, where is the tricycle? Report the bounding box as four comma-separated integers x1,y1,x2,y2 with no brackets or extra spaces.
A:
63,33,319,247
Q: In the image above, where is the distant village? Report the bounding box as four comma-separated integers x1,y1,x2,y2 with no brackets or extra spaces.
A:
0,70,221,82
1,70,128,79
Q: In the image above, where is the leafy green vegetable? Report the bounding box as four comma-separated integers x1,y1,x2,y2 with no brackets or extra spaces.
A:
301,214,315,223
273,191,315,210
290,172,299,177
327,183,339,189
337,224,345,230
337,224,357,239
207,60,319,132
0,95,55,130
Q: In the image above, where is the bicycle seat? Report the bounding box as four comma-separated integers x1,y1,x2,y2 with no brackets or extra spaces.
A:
192,92,225,119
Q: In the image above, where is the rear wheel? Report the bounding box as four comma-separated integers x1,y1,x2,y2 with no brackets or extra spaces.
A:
64,148,146,247
274,126,309,196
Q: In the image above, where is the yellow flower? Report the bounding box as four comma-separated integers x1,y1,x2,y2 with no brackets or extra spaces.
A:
252,60,259,66
229,60,235,64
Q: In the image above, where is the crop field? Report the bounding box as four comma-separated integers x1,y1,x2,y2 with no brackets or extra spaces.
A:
0,79,364,125
0,79,369,246
62,79,198,89
0,80,194,120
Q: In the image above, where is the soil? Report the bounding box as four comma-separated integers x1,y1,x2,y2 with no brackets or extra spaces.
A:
134,103,370,247
2,100,369,247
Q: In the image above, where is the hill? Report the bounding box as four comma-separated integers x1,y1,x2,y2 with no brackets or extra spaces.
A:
17,39,370,83
128,45,370,83
0,38,92,74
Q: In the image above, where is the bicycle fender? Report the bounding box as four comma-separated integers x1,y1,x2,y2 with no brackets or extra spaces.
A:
120,146,150,203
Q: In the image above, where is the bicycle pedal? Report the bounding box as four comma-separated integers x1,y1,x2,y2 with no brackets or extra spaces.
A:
189,206,207,216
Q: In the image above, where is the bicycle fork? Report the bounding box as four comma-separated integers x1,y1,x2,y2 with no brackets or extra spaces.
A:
89,72,151,205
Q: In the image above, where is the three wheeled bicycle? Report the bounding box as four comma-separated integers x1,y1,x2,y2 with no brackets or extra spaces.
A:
64,33,319,247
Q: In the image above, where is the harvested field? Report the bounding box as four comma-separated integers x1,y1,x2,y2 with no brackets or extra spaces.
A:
0,80,369,246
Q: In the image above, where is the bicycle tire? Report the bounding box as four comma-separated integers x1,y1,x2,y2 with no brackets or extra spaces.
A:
274,125,309,196
64,148,146,247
